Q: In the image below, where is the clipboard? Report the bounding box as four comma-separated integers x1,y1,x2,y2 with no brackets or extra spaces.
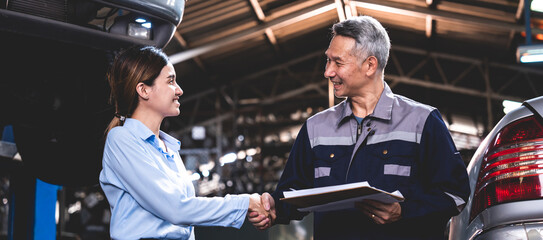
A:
280,182,404,212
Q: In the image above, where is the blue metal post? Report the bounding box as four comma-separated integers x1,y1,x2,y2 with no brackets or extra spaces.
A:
33,179,61,240
525,0,532,45
3,125,61,240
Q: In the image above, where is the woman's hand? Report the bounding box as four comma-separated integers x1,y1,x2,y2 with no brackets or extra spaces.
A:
248,193,275,230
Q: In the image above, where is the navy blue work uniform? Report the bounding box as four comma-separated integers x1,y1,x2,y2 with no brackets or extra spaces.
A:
271,82,470,240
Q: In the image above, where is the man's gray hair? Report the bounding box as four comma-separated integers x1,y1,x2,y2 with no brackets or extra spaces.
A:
331,15,391,71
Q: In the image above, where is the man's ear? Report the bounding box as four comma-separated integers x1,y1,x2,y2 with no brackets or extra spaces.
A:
136,82,150,100
365,56,379,76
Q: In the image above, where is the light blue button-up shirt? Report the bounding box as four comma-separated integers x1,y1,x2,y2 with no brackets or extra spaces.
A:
100,118,250,240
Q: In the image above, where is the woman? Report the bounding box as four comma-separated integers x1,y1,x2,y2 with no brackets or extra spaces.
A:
99,46,269,240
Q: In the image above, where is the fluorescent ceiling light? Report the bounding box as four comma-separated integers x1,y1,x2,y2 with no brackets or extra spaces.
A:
520,54,543,63
516,44,543,63
532,0,543,12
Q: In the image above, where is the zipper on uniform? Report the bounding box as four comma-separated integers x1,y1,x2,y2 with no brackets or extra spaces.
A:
356,122,362,141
349,119,368,182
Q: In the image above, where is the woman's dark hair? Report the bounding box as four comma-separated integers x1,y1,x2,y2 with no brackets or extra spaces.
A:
105,45,169,135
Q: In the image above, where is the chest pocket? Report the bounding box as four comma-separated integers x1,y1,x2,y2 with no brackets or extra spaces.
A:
370,141,418,178
313,146,351,183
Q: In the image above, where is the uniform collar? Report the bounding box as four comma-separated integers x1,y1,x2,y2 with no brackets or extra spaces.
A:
336,81,394,126
123,118,181,151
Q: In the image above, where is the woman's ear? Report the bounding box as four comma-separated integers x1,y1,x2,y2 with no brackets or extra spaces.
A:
136,82,150,100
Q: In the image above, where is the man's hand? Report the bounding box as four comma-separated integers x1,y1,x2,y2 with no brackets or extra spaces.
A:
356,200,401,224
247,192,276,230
247,193,269,227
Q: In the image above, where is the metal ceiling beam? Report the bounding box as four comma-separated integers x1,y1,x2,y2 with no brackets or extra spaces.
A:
171,0,542,65
385,75,523,102
178,43,542,110
351,0,543,34
393,45,543,75
249,0,266,20
232,50,324,85
248,0,279,50
172,32,207,70
179,1,248,33
346,0,357,18
516,0,525,20
169,1,335,64
390,44,541,102
335,0,347,21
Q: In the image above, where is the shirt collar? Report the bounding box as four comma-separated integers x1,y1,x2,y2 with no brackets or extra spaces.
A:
336,81,394,126
123,118,181,151
159,131,181,151
372,81,394,121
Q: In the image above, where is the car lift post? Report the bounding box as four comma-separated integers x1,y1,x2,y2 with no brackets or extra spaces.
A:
2,125,61,240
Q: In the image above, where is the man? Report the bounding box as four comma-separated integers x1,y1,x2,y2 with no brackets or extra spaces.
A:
249,15,470,239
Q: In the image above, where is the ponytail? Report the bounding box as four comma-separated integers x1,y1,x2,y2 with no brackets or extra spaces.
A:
104,115,123,136
103,45,169,136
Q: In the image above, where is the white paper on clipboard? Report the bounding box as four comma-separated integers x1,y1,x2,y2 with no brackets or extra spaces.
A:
298,190,403,212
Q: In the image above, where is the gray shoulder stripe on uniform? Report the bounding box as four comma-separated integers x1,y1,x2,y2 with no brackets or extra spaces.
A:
310,136,354,148
367,131,422,145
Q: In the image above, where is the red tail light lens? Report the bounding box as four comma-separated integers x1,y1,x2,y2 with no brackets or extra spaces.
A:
470,116,543,221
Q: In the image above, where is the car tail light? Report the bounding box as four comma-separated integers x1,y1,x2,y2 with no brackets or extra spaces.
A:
470,116,543,221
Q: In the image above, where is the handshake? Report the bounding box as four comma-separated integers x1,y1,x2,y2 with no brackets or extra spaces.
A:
247,192,276,230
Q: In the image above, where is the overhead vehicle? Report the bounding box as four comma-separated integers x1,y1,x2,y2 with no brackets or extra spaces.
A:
0,0,185,186
448,95,543,240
